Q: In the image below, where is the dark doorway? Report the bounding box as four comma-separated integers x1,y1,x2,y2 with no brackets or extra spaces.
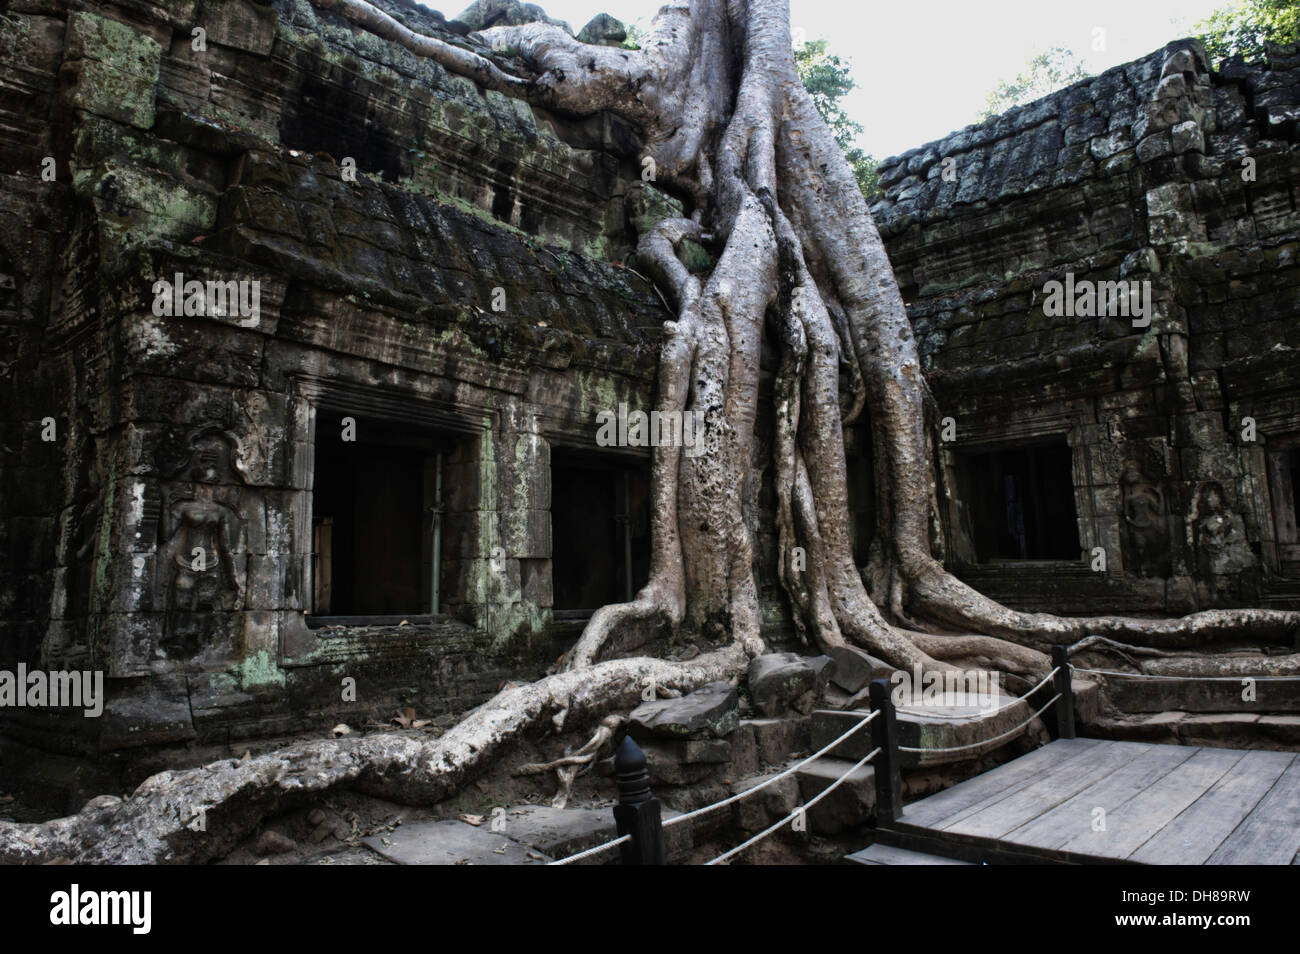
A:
311,412,454,617
551,449,650,612
1267,441,1300,578
959,444,1081,562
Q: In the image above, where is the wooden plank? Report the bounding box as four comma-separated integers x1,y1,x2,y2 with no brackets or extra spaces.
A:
930,740,1124,833
1131,750,1295,865
1059,747,1245,860
902,738,1104,828
947,740,1149,839
1000,742,1197,851
1207,754,1300,865
845,843,974,865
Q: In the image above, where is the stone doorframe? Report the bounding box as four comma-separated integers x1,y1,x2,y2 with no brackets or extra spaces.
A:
935,402,1095,570
286,374,502,637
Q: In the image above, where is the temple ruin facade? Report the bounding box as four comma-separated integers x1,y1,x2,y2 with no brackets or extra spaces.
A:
1,0,1298,808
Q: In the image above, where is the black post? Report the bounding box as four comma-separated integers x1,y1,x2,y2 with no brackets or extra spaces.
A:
612,735,665,865
1051,645,1076,740
868,679,902,827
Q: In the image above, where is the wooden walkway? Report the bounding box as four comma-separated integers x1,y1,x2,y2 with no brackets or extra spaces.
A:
871,737,1300,865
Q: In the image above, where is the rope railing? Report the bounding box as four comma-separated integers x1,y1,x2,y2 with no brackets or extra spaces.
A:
663,709,879,828
705,745,882,865
549,645,1084,865
893,665,1060,722
695,665,1061,862
897,692,1062,755
547,709,879,864
547,833,630,867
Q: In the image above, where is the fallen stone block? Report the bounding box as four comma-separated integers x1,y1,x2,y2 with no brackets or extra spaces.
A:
827,645,893,693
748,652,833,717
629,681,739,740
487,804,614,857
362,819,549,865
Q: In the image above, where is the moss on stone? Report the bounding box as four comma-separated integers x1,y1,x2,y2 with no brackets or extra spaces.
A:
64,13,162,131
235,649,286,690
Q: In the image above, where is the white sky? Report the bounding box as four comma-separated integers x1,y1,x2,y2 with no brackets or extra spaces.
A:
423,0,1226,159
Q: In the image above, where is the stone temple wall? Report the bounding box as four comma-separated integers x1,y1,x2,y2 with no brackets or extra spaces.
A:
0,0,691,804
872,39,1300,617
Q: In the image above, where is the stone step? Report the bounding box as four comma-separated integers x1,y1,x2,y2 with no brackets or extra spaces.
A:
845,843,974,865
1100,674,1300,713
810,693,1047,768
1259,580,1300,612
794,757,876,835
362,803,694,865
362,818,551,866
1089,711,1300,748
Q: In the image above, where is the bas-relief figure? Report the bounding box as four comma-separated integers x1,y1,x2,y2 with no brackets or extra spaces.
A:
154,426,248,659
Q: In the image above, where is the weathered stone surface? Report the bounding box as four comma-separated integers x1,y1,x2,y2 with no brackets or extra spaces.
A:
0,0,678,791
809,709,878,762
1073,677,1101,725
641,737,731,764
99,676,197,750
747,652,832,716
719,720,760,780
629,682,739,741
639,737,732,786
826,645,893,693
62,12,162,130
641,753,715,787
361,818,549,865
577,13,626,46
486,804,613,857
795,757,876,835
731,769,799,832
196,0,278,56
1105,673,1300,712
869,37,1300,619
743,717,809,764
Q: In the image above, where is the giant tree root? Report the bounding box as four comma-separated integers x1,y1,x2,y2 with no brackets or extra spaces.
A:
0,650,744,864
6,0,1297,862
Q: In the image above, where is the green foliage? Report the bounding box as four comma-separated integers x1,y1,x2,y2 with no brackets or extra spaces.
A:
794,39,880,199
979,47,1090,121
1196,0,1300,64
622,21,646,50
